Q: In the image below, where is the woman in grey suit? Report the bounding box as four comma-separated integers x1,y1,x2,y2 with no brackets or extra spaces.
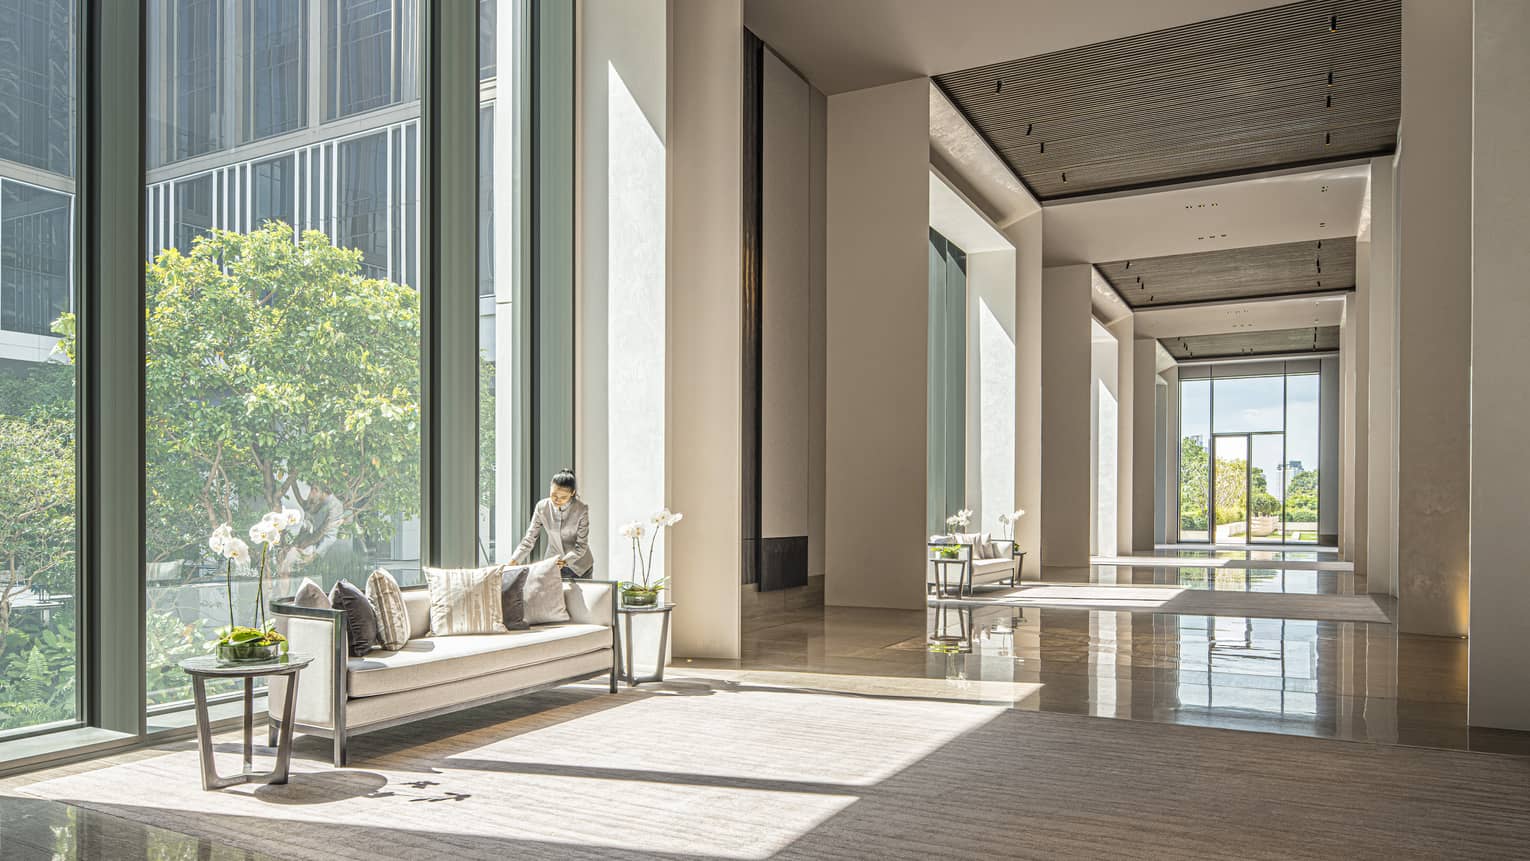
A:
511,468,594,578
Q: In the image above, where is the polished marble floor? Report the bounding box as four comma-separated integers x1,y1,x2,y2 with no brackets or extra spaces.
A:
698,559,1529,757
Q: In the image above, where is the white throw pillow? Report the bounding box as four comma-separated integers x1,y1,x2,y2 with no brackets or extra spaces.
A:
424,565,506,636
521,558,570,625
367,567,412,650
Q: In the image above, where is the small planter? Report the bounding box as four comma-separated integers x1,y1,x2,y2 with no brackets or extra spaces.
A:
216,640,281,664
621,588,661,608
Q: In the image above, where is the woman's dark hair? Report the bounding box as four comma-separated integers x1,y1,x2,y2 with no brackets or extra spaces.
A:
551,468,578,493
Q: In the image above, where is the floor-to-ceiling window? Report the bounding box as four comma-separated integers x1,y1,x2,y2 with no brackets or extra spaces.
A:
0,0,79,735
1178,362,1323,545
142,0,422,709
928,228,965,534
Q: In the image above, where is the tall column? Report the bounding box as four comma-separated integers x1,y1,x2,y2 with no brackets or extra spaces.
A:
1365,155,1397,596
1008,213,1044,578
1040,265,1094,567
666,0,743,656
1469,0,1530,730
823,78,930,609
1108,316,1134,556
1394,0,1472,635
1132,339,1158,551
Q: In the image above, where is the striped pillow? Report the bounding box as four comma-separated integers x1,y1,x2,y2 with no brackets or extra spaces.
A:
366,568,411,650
424,565,506,636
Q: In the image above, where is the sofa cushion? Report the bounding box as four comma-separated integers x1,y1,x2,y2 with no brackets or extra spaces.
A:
972,557,1016,574
367,568,411,650
425,565,506,635
347,623,611,699
329,579,379,657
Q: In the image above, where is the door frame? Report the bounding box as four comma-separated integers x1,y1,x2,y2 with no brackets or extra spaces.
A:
1211,431,1290,545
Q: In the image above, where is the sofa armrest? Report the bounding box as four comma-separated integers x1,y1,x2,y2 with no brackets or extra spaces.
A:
563,578,618,630
268,597,348,730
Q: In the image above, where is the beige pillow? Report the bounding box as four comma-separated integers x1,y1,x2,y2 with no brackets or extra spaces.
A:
366,568,411,650
424,565,506,636
521,558,570,625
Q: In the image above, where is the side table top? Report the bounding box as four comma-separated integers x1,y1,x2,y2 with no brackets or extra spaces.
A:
180,653,313,677
618,602,676,613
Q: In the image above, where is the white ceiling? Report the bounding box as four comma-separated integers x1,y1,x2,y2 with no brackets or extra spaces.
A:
743,0,1282,95
1132,292,1347,340
1041,163,1372,266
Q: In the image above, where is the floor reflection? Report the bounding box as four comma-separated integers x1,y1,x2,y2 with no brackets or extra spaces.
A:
0,795,276,860
714,577,1530,756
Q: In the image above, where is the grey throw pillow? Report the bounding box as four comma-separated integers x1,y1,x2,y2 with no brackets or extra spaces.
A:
521,558,570,625
425,565,506,636
292,577,330,609
499,566,531,630
329,579,379,657
366,568,411,650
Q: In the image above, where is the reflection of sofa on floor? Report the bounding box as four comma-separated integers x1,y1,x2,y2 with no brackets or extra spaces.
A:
927,534,1026,595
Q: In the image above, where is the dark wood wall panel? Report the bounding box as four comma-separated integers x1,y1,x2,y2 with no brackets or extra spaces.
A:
1099,237,1354,308
1163,325,1340,360
933,0,1401,200
741,30,763,587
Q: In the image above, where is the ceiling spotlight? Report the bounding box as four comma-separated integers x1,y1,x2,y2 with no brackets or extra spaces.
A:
1327,70,1335,86
1061,171,1067,183
1330,14,1338,32
995,79,1003,93
1025,122,1033,135
1325,131,1332,145
1040,140,1046,154
1125,260,1131,270
1326,94,1332,109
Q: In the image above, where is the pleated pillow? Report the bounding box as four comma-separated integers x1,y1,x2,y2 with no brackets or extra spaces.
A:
424,565,506,636
366,568,412,650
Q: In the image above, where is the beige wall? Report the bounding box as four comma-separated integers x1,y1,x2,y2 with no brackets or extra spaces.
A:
1041,264,1094,567
1394,0,1472,635
665,0,743,657
1468,0,1530,730
824,77,931,609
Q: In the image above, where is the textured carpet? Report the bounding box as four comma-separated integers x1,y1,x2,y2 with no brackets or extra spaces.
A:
949,583,1391,623
16,678,1530,859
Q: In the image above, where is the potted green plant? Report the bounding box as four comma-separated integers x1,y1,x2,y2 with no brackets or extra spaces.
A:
620,508,683,606
205,510,299,663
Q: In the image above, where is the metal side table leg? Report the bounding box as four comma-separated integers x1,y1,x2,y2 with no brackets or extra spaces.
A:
271,671,300,784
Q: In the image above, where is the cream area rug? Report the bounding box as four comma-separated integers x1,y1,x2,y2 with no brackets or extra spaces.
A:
16,679,1530,859
949,582,1391,623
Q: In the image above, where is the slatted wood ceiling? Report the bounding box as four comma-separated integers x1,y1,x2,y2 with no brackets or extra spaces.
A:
1164,326,1340,360
1098,237,1353,308
933,0,1401,200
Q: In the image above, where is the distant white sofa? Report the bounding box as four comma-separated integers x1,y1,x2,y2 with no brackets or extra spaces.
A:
268,578,617,766
927,536,1026,596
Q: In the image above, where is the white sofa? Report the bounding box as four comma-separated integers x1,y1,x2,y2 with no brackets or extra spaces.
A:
927,537,1026,595
268,578,617,765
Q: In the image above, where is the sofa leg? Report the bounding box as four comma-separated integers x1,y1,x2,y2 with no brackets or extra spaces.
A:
333,730,348,767
609,665,618,693
267,719,278,748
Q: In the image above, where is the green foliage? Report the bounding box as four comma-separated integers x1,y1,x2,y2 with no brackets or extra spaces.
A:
57,222,423,566
1179,436,1209,530
1286,468,1319,523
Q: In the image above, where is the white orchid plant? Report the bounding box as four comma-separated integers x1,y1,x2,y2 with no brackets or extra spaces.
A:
207,508,303,657
945,509,973,530
996,509,1026,540
620,508,684,601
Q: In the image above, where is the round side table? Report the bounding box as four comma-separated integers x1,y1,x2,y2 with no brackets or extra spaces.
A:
617,603,674,686
180,652,312,791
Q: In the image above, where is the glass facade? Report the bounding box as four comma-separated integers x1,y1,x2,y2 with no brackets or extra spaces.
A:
0,0,77,735
143,0,432,708
1179,366,1322,545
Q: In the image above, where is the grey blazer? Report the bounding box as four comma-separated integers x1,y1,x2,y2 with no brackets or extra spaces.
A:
513,497,593,576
